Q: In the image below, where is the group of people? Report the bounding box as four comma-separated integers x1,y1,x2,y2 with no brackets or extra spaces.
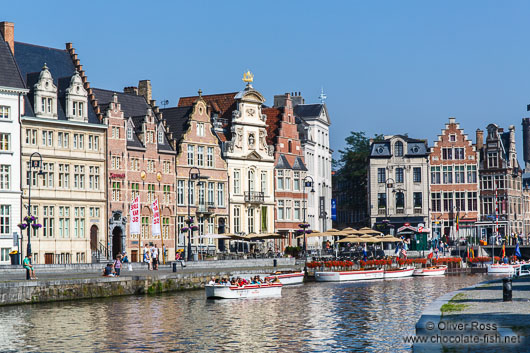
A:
143,243,161,270
102,252,129,277
208,275,280,287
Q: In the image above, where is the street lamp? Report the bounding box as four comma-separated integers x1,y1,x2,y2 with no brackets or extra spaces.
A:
184,167,201,261
383,178,395,234
297,176,315,275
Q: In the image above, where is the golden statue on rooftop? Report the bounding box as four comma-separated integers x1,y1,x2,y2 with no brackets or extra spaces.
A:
243,70,254,83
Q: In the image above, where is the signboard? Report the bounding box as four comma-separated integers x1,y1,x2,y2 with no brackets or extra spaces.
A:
331,199,337,221
319,196,326,218
152,199,161,236
129,196,140,234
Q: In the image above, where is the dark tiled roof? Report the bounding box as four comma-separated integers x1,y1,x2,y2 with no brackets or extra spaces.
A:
0,37,25,89
93,88,150,118
294,104,323,118
263,107,281,146
178,92,238,121
370,142,392,157
127,117,144,149
292,156,308,171
275,154,292,169
160,106,192,145
14,41,99,124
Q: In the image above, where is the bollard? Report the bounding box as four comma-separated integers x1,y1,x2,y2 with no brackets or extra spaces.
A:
503,278,512,302
172,262,177,273
273,259,277,267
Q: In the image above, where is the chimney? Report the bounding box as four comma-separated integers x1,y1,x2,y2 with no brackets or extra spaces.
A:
476,129,484,151
291,92,304,107
273,94,289,108
522,118,530,170
124,86,138,95
138,80,152,103
0,22,14,54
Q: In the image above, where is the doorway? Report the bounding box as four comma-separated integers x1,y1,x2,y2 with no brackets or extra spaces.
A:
112,226,123,260
90,225,98,252
44,253,54,264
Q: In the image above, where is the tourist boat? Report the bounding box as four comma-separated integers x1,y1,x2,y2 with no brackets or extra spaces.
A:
514,264,530,277
265,271,304,285
315,269,384,282
413,265,447,276
487,263,520,275
205,283,282,299
383,267,415,279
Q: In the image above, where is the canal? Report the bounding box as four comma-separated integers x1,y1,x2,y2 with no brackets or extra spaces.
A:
0,274,492,352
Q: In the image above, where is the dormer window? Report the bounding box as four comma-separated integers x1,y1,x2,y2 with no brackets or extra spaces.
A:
158,128,164,143
127,127,133,141
34,64,58,119
395,141,404,157
65,72,88,121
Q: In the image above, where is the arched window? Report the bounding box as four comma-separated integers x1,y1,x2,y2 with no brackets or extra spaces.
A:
288,140,292,153
395,141,404,157
248,169,255,191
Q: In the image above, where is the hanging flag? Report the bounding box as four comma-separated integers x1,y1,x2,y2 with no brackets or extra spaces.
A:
456,214,459,231
467,247,470,259
152,199,161,237
515,242,522,258
130,196,140,235
401,247,407,259
471,248,475,258
502,243,506,258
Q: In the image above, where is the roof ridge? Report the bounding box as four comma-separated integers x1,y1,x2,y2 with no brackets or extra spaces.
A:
179,92,239,100
15,41,67,52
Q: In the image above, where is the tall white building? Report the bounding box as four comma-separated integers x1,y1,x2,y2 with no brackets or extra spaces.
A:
0,23,26,264
292,94,332,233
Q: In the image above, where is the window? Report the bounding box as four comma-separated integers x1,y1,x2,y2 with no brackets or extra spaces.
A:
248,208,255,233
177,180,185,205
111,156,121,170
288,140,292,153
198,183,205,206
147,131,154,143
197,122,205,137
78,102,83,117
442,148,453,160
454,166,465,184
430,166,440,184
217,183,225,207
197,146,204,167
188,181,195,205
127,127,132,140
208,182,214,205
483,197,493,216
413,192,422,208
73,134,84,149
278,200,284,220
443,192,453,212
442,166,453,184
277,170,284,190
455,192,466,211
294,171,301,191
207,147,214,167
178,216,185,245
59,207,70,238
131,183,139,201
482,175,493,190
413,167,421,183
0,165,10,190
187,145,194,166
43,206,54,237
112,181,121,201
112,126,120,139
26,129,37,145
147,160,154,172
395,192,404,211
261,171,267,194
59,164,69,188
0,205,10,236
394,141,403,157
58,132,70,148
74,207,85,238
42,163,54,188
285,200,292,220
163,161,171,174
454,148,464,160
294,201,301,220
378,193,386,209
147,184,155,203
88,135,93,150
233,170,240,194
130,158,140,171
377,168,386,183
26,162,37,187
0,133,10,151
163,185,170,204
1,248,10,262
141,216,149,238
158,128,164,143
41,130,53,146
468,192,477,211
89,166,100,190
74,165,85,189
488,152,498,168
431,193,441,212
467,165,477,183
284,170,291,190
233,206,241,233
0,106,10,119
395,168,404,183
162,217,169,239
449,134,456,142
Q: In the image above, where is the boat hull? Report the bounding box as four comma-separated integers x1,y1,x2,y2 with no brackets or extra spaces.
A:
413,266,447,276
265,271,304,285
384,268,415,278
487,264,520,274
315,269,384,282
205,283,282,299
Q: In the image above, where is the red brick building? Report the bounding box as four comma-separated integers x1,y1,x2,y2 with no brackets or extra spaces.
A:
93,81,177,262
264,93,307,249
430,117,479,243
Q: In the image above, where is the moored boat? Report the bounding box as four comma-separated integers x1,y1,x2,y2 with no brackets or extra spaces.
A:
487,263,520,275
383,267,415,279
413,265,447,276
315,269,384,282
205,283,282,299
265,271,304,285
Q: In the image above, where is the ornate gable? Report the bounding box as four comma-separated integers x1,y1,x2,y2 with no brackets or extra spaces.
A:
65,71,88,121
33,63,58,118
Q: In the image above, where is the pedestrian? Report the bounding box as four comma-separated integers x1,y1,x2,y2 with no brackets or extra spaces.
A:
122,252,129,263
143,244,151,270
114,254,122,277
23,254,37,279
152,246,159,270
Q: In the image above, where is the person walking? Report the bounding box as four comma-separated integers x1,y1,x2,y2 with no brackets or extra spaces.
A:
23,254,37,279
151,245,159,270
113,254,122,277
143,244,151,270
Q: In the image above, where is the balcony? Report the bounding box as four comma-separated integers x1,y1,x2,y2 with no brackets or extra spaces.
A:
245,191,264,204
414,208,422,215
378,208,386,215
396,207,405,214
197,202,215,214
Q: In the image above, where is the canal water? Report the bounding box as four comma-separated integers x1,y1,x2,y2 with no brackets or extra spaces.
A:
0,274,492,352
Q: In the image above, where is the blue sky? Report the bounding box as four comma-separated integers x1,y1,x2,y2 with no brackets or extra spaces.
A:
5,1,530,161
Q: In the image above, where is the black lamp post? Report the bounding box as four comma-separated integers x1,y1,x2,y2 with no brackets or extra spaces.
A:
26,152,44,259
300,176,315,270
383,178,395,234
184,167,201,261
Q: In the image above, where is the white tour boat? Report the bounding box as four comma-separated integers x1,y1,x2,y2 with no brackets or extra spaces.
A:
315,269,384,282
205,283,282,299
383,267,415,279
265,271,304,285
487,263,520,275
413,265,447,276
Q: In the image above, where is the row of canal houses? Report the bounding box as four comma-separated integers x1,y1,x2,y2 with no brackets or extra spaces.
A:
0,22,332,264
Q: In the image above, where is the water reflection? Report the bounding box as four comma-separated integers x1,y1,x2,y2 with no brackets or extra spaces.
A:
0,275,491,352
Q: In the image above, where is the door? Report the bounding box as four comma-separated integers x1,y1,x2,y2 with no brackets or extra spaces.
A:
112,226,123,260
90,225,98,251
44,253,54,264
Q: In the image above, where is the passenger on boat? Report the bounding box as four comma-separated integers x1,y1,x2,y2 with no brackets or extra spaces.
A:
273,276,281,283
208,277,216,285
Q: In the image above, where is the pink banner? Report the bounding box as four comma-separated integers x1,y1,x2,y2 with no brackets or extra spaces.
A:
130,196,140,234
152,199,161,236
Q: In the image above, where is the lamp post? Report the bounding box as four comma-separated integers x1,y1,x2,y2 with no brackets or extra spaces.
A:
383,178,395,235
185,167,201,261
26,152,44,261
302,176,315,255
